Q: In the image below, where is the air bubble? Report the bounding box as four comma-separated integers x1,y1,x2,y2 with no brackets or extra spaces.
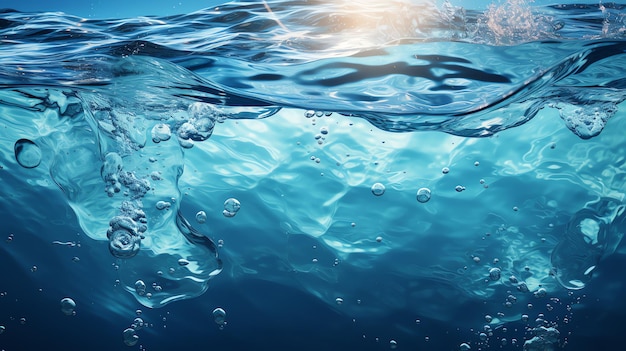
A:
223,198,241,217
107,229,141,259
156,201,171,210
320,126,329,135
151,123,171,143
335,297,344,305
455,185,466,192
371,183,386,196
122,327,139,346
60,297,76,316
489,267,501,281
196,211,207,224
14,139,42,169
459,342,471,351
416,188,431,203
442,167,450,174
213,307,226,326
135,280,147,296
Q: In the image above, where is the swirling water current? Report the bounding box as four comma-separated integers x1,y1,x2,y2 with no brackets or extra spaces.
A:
1,1,626,350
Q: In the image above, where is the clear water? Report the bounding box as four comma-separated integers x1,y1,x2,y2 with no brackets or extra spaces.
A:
1,0,626,350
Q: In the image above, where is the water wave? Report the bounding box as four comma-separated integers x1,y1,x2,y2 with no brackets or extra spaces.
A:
1,1,626,349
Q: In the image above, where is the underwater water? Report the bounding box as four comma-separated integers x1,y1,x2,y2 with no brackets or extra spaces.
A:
1,0,626,349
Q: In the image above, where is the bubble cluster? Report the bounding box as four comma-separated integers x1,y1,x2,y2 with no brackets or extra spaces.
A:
101,152,123,197
107,216,142,259
14,139,42,168
223,198,241,217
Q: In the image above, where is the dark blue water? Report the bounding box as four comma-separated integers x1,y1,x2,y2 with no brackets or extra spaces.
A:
1,0,626,350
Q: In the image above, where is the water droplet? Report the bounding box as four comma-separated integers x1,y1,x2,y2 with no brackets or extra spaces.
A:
60,297,76,316
151,123,171,143
416,188,431,203
212,307,226,325
14,139,42,169
223,198,241,217
123,327,139,346
371,183,386,196
195,210,207,224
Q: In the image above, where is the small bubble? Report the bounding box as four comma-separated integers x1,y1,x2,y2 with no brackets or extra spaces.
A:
135,280,147,296
0,325,5,334
474,161,480,166
314,157,321,163
151,123,172,143
320,126,329,135
442,167,450,174
223,198,241,217
351,222,356,227
155,201,171,210
14,139,42,169
335,297,344,305
513,206,519,212
178,258,190,266
304,110,315,118
473,256,481,263
20,317,26,325
195,211,207,224
389,340,398,349
459,342,471,351
455,185,466,192
376,236,383,243
213,307,226,326
489,267,501,281
60,297,76,316
416,188,431,203
371,183,386,196
123,328,139,346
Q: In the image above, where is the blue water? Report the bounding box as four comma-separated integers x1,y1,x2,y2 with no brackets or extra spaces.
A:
1,0,626,350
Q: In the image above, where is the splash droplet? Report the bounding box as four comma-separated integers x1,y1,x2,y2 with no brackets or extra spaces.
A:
14,139,42,168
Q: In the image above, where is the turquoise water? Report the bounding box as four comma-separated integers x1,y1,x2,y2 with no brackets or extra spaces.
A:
1,1,626,350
